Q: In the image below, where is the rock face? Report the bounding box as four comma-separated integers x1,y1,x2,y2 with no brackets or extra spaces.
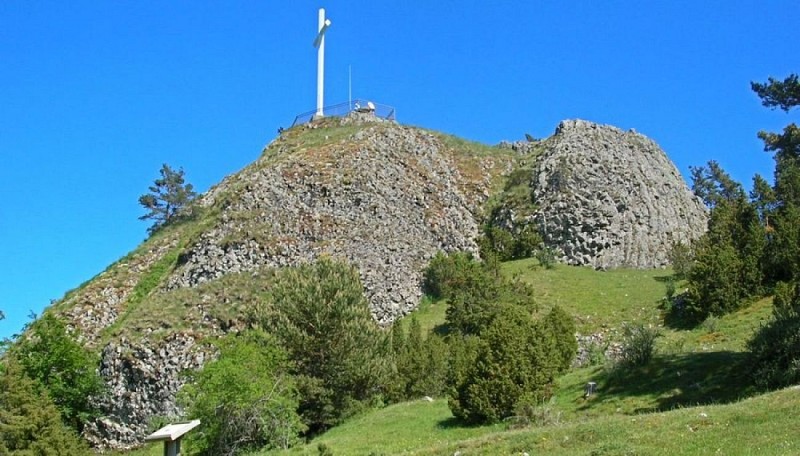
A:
84,333,209,449
529,119,707,268
66,116,510,449
166,120,487,324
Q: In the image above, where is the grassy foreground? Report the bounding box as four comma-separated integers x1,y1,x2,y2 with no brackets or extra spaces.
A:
115,260,781,455
255,387,800,455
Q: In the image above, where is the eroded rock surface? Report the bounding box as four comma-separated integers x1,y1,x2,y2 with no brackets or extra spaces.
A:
529,119,707,268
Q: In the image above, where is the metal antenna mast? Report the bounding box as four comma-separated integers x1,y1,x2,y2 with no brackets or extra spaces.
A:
312,8,332,119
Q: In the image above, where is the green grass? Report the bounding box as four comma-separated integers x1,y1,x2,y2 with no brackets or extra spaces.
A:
412,386,800,455
258,399,502,456
504,259,672,333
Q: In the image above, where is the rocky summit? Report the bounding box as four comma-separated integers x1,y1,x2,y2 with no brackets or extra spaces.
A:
525,119,706,269
58,114,511,448
49,114,705,448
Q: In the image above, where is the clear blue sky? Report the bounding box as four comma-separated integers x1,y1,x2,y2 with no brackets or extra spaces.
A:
0,1,796,338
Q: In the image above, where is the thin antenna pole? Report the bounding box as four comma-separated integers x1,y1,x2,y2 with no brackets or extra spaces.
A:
348,65,352,110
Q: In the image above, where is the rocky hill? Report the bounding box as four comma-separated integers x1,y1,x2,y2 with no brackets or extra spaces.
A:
46,114,705,448
54,114,513,447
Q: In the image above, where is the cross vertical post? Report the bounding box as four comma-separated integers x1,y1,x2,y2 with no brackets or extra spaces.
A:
313,8,331,119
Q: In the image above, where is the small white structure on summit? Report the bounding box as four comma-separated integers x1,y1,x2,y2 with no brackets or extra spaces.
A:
312,8,332,119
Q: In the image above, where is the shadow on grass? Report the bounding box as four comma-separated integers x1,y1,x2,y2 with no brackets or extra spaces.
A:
652,274,679,283
436,416,465,430
584,351,756,414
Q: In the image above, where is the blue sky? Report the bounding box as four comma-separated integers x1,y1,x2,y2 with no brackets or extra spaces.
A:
0,1,796,338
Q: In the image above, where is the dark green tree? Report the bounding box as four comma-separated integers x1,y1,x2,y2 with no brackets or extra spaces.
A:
748,281,800,388
0,358,89,455
751,74,800,112
748,74,800,388
392,317,448,401
250,258,391,433
683,161,767,321
542,306,578,373
179,331,303,455
447,304,563,424
11,314,104,433
139,163,197,233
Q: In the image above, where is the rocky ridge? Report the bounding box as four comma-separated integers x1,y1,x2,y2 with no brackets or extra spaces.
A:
165,118,495,324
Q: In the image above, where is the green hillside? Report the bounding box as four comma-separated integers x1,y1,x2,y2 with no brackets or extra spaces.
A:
118,258,777,456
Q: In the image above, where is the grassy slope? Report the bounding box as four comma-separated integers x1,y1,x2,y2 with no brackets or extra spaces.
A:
255,259,780,455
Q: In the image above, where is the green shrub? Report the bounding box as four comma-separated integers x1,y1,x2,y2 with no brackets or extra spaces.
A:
11,314,104,433
478,225,543,262
668,241,694,279
423,251,490,300
447,305,563,424
391,318,449,401
702,315,720,333
180,331,303,455
684,241,744,322
542,306,578,372
748,281,800,389
250,258,391,433
480,226,517,261
507,395,562,429
0,358,90,455
616,323,660,368
535,247,557,270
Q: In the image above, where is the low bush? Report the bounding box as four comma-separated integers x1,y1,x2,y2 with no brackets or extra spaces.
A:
748,281,800,389
179,331,303,455
616,323,660,368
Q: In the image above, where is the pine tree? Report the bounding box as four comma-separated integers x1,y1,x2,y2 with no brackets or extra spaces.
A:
139,163,197,233
250,258,391,433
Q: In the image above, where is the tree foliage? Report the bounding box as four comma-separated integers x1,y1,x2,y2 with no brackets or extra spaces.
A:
447,304,572,424
390,317,448,401
10,314,103,433
751,74,800,112
682,161,767,322
0,358,89,455
139,163,197,233
747,73,800,388
250,258,391,433
748,281,800,388
179,331,303,456
425,251,576,424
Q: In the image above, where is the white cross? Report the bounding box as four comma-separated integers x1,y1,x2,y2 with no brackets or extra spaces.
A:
313,8,332,119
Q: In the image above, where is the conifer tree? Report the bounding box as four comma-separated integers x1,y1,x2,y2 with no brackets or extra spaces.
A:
139,163,197,233
0,359,89,455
